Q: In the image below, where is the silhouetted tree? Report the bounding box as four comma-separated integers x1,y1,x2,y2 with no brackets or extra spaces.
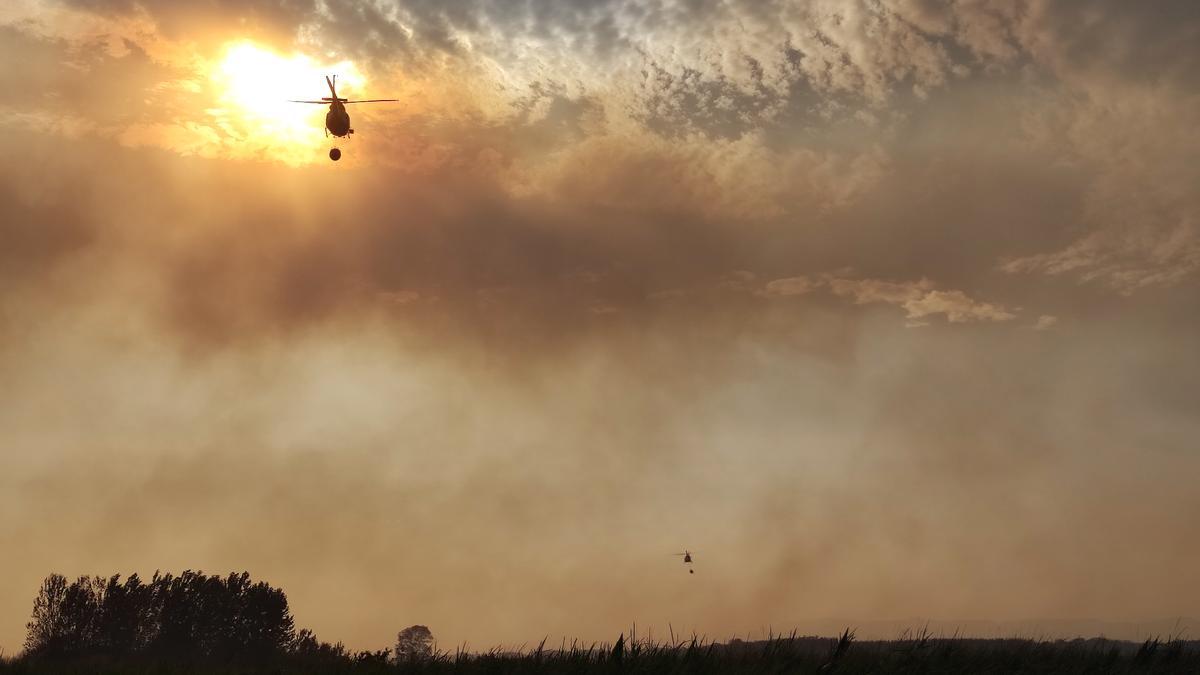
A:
24,574,69,656
146,570,295,663
395,624,434,662
288,628,356,671
93,574,152,655
23,570,295,665
236,573,296,659
24,574,109,657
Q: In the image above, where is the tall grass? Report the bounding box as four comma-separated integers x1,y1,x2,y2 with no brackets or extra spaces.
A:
2,631,1197,674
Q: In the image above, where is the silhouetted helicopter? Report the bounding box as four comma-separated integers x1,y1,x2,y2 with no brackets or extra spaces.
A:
289,75,397,161
674,550,695,573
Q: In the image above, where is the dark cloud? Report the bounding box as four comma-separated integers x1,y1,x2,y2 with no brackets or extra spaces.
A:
0,172,94,283
1018,0,1200,89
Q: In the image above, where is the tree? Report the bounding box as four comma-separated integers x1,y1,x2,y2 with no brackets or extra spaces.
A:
394,625,434,662
235,574,296,659
23,570,296,665
24,574,105,657
94,574,152,655
148,570,296,662
24,574,69,655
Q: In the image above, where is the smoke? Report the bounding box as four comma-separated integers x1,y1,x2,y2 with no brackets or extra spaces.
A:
1,0,1199,654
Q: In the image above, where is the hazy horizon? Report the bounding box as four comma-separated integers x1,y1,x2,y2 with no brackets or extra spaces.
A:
2,0,1198,655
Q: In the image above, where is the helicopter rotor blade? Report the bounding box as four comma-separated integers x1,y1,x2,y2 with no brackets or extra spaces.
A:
342,99,400,104
288,100,330,104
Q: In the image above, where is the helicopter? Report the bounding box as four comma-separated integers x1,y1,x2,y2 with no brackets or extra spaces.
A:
289,75,397,161
673,550,695,574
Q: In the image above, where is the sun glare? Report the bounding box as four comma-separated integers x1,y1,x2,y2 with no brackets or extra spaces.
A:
211,42,365,161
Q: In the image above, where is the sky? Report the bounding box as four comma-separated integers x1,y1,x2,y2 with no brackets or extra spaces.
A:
1,0,1199,653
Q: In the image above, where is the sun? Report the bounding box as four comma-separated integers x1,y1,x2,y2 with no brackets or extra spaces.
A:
210,42,365,161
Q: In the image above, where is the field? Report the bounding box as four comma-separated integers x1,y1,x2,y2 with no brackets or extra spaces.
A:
4,630,1199,674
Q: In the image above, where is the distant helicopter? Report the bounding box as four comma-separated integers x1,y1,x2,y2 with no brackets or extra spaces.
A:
289,75,397,161
674,550,695,574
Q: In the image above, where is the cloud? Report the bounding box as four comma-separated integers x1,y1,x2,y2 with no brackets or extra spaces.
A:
57,0,320,45
759,276,816,297
12,3,1192,301
827,277,934,305
755,274,1018,325
1033,315,1058,331
1014,0,1200,91
0,24,180,127
827,277,1017,323
906,289,1016,323
999,86,1200,293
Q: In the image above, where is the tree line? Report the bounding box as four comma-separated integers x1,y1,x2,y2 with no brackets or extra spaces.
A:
19,571,433,668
